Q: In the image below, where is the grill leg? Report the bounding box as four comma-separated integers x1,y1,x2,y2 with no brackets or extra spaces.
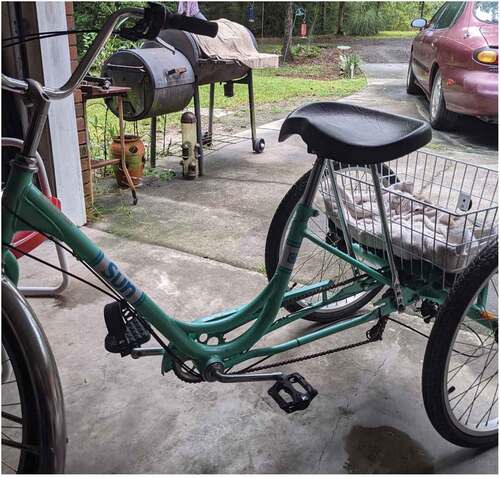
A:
208,82,215,145
150,116,157,169
370,164,405,311
193,83,204,176
247,70,257,145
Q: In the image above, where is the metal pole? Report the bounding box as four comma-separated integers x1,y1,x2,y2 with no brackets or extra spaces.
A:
247,70,257,146
208,82,215,145
326,159,359,275
150,115,157,168
370,164,404,310
193,83,205,176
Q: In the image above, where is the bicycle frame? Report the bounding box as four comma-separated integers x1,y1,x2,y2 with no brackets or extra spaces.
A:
7,149,492,376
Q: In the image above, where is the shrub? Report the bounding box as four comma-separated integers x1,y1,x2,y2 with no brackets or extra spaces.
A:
346,8,381,36
290,44,322,59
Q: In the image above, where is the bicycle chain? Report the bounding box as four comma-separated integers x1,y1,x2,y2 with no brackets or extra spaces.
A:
235,314,389,374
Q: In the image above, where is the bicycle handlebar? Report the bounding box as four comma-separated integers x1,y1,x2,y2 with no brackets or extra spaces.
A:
2,7,143,99
1,4,218,100
164,13,218,38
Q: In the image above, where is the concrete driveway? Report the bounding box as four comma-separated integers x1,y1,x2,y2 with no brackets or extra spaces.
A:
19,42,498,473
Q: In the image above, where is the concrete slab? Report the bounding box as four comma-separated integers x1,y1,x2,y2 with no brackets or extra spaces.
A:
91,126,315,271
19,229,497,473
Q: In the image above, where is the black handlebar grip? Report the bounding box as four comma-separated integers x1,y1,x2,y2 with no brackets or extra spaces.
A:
164,13,218,38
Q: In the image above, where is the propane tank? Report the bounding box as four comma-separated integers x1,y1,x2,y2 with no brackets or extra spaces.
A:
180,112,198,179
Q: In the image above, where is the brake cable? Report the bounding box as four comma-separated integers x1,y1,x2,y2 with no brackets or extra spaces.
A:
2,205,201,379
2,29,102,49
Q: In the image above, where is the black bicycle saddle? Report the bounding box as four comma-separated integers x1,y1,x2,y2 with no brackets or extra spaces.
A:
279,102,432,165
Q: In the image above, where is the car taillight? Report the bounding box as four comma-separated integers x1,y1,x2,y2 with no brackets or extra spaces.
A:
474,48,498,65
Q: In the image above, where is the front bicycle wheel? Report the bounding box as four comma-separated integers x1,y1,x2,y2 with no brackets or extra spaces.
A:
2,277,66,472
422,241,498,448
265,164,395,323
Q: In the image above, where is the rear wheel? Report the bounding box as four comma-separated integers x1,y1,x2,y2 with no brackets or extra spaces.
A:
422,241,498,448
429,71,457,131
265,164,396,323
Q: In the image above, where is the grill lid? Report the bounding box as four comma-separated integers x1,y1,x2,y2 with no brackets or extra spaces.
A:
103,48,195,89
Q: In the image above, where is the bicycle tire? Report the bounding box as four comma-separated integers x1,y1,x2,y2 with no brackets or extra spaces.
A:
265,164,396,323
2,277,66,472
422,241,498,448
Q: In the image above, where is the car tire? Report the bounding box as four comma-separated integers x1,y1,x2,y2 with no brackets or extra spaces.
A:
406,57,421,95
429,70,457,131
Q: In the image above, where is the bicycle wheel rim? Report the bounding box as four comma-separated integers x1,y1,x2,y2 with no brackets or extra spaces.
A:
443,269,498,437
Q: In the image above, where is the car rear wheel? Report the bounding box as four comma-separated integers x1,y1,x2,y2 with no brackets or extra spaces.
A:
429,71,457,131
406,57,421,95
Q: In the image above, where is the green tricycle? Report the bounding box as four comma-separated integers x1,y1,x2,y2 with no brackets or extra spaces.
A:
2,4,498,473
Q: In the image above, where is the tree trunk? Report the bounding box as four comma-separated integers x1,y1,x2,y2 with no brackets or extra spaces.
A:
281,2,293,63
336,2,346,35
309,3,319,42
322,2,327,34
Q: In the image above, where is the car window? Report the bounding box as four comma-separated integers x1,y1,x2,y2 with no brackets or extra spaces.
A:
433,2,465,29
474,1,498,24
428,3,449,28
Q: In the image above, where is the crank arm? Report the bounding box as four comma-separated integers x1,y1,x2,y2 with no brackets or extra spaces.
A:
203,362,284,382
204,363,318,414
130,347,164,358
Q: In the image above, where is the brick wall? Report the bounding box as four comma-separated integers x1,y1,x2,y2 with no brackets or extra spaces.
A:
65,1,93,208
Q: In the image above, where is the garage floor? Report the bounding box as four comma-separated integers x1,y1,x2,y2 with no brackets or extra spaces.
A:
18,62,497,473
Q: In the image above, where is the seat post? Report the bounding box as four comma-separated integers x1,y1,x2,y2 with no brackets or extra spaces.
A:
369,164,405,311
299,155,325,208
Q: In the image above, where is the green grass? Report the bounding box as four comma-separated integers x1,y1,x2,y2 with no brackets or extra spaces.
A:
85,73,367,156
368,30,417,39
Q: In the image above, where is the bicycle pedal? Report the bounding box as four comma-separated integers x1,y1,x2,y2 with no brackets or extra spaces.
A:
268,373,318,414
104,302,150,356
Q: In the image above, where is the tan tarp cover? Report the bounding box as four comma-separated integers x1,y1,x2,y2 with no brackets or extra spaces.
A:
193,19,279,69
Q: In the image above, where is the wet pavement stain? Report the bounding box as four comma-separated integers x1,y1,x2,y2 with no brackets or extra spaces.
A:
344,425,434,474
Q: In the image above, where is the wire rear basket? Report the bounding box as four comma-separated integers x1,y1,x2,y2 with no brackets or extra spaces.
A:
320,150,498,284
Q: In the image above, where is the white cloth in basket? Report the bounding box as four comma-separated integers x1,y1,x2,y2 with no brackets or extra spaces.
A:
326,180,495,272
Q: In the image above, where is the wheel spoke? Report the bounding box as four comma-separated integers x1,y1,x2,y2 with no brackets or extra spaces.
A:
2,460,17,473
2,438,39,455
2,405,23,424
449,351,497,411
476,389,498,429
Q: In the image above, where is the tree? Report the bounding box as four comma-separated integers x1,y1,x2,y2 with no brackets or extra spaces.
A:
337,2,346,35
281,2,293,63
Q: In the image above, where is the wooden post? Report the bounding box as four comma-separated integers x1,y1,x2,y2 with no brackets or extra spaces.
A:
281,2,293,63
337,2,346,35
117,96,137,204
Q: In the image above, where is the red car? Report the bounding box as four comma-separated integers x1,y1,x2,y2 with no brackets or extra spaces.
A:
407,1,498,130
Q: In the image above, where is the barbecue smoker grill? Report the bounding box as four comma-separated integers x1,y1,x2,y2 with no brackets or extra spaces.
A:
103,26,266,175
